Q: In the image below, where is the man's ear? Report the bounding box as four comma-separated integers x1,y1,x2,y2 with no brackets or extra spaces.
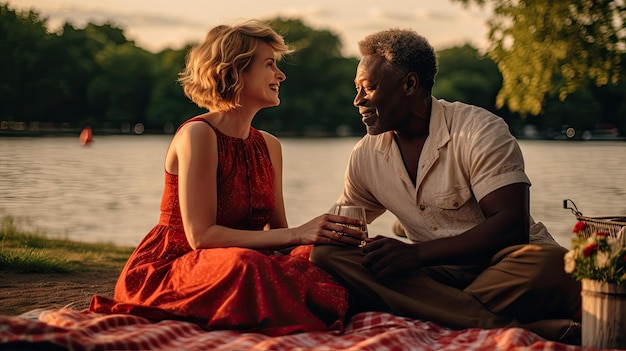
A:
405,73,418,94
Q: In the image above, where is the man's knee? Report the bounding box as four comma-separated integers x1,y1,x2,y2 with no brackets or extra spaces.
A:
515,244,577,289
309,244,337,268
310,245,363,273
531,244,569,275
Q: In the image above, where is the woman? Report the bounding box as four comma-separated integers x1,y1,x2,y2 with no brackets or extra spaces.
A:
90,20,366,336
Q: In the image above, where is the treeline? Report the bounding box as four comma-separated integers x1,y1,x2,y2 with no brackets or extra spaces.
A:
1,3,624,138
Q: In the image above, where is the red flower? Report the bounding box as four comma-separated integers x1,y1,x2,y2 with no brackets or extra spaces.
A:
583,243,599,258
573,221,586,233
595,231,609,237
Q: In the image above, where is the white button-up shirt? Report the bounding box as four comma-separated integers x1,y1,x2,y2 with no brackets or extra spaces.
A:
338,97,557,245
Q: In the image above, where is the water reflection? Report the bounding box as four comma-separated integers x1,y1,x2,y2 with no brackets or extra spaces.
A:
0,136,624,247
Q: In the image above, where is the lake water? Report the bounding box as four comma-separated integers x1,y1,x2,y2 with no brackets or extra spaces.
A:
0,135,624,248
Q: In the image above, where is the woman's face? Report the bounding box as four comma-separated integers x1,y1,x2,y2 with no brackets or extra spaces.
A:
241,42,286,109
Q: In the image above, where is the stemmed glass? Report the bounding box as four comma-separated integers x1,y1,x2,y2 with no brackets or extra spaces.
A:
333,205,368,248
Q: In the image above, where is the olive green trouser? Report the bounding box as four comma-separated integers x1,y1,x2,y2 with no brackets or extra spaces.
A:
310,244,581,340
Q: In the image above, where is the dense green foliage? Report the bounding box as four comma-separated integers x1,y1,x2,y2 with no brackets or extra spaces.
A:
0,4,361,136
1,2,624,137
452,0,625,117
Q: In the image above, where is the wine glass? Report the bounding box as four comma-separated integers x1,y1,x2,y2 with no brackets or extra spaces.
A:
332,205,368,247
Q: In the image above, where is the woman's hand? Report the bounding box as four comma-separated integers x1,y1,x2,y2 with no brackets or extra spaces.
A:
295,213,366,247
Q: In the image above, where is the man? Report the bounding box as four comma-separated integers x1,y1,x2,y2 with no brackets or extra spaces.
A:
310,28,581,344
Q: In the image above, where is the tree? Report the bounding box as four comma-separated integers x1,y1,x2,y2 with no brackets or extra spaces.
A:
434,44,502,112
255,18,360,136
0,4,53,121
452,0,625,116
145,46,204,132
88,43,155,129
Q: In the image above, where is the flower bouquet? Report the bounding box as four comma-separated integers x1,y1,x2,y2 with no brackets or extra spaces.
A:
564,221,626,284
562,200,626,349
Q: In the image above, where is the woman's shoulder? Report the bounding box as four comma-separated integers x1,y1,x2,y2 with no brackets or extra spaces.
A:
257,130,282,161
172,116,218,148
177,114,213,130
256,129,282,152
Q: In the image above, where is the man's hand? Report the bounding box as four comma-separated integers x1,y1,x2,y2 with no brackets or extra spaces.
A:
361,236,421,280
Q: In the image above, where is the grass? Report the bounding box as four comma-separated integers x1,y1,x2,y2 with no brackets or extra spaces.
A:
0,216,135,273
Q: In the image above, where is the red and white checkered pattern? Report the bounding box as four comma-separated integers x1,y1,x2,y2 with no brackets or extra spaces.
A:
0,309,606,351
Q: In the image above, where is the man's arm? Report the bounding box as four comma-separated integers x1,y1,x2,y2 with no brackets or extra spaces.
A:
362,182,530,279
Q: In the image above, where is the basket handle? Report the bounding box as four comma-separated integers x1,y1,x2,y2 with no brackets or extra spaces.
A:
563,199,582,217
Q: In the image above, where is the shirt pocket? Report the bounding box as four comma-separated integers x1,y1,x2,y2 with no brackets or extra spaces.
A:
432,187,484,229
433,186,472,209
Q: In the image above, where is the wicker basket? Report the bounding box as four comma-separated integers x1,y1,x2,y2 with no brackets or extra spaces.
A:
563,199,626,238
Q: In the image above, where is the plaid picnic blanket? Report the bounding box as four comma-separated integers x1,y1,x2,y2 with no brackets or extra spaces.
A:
0,309,605,351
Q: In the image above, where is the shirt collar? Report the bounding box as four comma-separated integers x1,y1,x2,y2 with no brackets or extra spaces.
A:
373,96,450,153
428,97,451,149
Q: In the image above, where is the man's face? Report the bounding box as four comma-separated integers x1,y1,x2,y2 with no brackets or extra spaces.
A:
353,55,408,135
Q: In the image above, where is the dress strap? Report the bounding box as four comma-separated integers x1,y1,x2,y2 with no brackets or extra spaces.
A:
176,116,213,133
176,116,258,141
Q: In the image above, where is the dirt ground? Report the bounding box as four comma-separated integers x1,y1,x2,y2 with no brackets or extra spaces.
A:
0,270,120,316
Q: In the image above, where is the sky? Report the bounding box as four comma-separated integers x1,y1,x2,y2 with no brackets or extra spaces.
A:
10,0,492,57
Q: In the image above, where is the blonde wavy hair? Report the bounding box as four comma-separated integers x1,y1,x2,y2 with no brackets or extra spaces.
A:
178,20,292,111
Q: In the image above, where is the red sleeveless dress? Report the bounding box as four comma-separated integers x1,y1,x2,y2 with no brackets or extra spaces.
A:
90,118,348,336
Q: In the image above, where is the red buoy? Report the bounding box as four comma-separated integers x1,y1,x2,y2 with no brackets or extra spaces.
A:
79,127,93,146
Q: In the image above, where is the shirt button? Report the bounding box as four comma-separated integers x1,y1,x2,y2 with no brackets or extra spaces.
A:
419,204,426,211
453,202,459,208
432,226,438,231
